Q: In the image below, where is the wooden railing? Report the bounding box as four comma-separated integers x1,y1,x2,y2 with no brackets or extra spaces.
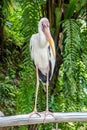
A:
0,112,87,128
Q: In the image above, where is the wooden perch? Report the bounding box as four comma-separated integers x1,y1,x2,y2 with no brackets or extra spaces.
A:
0,112,87,127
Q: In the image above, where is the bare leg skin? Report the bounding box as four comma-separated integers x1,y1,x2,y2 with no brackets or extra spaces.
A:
29,65,41,118
43,66,55,122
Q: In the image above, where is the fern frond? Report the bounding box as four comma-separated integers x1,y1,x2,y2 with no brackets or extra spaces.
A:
80,29,87,67
22,1,41,42
62,19,81,95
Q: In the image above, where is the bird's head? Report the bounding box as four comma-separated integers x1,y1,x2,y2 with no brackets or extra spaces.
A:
38,18,56,58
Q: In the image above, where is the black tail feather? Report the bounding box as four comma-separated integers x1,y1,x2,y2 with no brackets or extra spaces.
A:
38,60,52,84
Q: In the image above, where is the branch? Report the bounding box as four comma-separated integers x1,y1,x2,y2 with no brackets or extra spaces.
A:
0,112,87,127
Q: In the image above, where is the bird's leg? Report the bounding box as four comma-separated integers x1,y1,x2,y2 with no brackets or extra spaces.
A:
34,65,39,112
29,65,41,118
46,66,49,112
43,66,55,121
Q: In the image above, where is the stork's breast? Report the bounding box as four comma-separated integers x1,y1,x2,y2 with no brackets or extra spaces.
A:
34,48,49,69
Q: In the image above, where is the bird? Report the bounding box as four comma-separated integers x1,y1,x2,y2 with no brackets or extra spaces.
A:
30,17,56,117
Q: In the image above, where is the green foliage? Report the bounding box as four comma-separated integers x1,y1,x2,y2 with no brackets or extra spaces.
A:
3,0,13,17
0,76,16,115
16,64,35,114
4,1,24,46
62,19,81,94
62,18,87,116
22,0,42,42
65,0,77,19
80,29,87,67
65,0,87,19
0,0,23,117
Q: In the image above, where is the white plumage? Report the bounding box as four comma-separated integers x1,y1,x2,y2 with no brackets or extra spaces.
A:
29,17,56,116
30,18,56,83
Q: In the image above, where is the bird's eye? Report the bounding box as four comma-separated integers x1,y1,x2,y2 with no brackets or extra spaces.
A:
42,23,46,28
47,24,49,27
42,24,49,29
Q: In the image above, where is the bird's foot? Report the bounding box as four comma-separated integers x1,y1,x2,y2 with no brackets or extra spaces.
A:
41,110,56,123
29,110,41,118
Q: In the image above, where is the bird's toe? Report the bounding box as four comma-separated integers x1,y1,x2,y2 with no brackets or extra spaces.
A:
42,110,56,123
29,111,41,118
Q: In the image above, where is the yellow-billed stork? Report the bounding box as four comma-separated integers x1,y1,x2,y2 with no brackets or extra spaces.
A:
30,17,56,117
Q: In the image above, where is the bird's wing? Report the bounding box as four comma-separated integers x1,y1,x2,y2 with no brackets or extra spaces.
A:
30,33,39,60
30,35,34,60
48,45,56,80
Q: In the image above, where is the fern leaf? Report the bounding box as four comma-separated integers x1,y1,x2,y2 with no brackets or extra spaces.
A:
62,19,81,95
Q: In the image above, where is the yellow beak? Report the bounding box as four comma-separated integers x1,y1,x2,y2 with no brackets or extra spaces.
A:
43,26,56,58
48,37,56,58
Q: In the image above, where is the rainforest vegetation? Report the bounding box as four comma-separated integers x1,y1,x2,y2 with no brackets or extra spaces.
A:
0,0,87,129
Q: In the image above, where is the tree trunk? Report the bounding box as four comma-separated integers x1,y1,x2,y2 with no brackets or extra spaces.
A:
46,0,64,94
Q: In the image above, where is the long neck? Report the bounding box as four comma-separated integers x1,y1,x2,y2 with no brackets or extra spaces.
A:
38,27,47,48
